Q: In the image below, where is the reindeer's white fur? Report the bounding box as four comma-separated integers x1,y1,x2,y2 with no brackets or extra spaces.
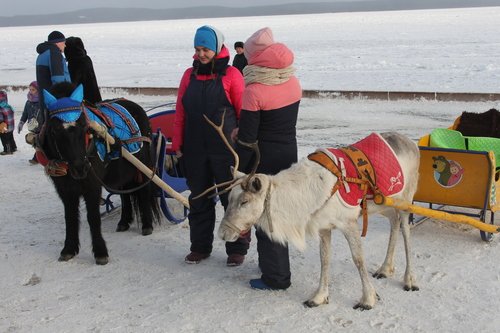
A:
219,132,420,310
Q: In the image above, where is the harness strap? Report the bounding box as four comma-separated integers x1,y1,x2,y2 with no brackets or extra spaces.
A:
99,102,139,135
123,136,152,145
48,106,82,117
308,149,383,237
340,146,381,237
307,151,343,196
83,103,113,128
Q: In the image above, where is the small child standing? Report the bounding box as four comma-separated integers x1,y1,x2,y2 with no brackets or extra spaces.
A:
18,81,42,164
0,90,17,155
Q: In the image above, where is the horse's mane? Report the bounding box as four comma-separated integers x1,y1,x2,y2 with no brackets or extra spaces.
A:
49,82,77,99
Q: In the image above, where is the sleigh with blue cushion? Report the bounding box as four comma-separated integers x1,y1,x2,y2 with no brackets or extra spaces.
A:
413,108,500,241
101,102,189,223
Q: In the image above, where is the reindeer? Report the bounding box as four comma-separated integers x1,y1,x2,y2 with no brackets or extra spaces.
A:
215,131,420,310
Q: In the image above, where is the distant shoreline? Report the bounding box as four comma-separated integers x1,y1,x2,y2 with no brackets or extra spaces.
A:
1,0,500,27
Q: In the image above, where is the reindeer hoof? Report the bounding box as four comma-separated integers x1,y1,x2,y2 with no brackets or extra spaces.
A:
353,303,373,311
116,224,130,232
404,285,419,291
58,253,75,262
142,227,153,236
303,300,320,308
95,257,109,265
372,272,387,279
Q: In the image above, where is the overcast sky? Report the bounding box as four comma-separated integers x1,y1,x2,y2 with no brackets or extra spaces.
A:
3,0,364,16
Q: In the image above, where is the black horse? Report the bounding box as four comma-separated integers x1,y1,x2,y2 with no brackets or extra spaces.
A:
40,82,159,265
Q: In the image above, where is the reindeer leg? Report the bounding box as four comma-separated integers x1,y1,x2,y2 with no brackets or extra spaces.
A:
342,221,378,310
400,211,419,291
304,229,331,307
373,209,399,279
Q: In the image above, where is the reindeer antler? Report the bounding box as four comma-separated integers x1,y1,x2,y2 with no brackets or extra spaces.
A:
192,109,260,200
192,110,239,200
236,139,260,188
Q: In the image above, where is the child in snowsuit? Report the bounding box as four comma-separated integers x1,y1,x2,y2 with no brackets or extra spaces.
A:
18,81,43,164
0,90,18,155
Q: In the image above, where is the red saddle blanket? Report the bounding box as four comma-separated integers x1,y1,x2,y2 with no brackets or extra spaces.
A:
318,133,404,207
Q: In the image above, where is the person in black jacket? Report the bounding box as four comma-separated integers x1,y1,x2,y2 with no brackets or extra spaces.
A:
64,36,102,104
232,41,248,74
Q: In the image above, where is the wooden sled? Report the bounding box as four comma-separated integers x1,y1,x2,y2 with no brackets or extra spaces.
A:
411,110,500,241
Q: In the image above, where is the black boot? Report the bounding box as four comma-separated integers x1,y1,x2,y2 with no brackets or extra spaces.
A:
1,143,12,155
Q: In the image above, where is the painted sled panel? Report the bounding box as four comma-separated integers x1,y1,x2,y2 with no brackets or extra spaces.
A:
414,147,496,210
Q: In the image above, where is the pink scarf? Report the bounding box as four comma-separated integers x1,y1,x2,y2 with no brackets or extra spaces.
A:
27,91,39,103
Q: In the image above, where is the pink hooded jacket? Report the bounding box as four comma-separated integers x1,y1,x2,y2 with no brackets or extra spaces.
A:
242,27,301,111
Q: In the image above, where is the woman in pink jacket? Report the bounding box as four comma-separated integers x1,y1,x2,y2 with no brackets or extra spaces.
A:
172,25,250,266
236,27,302,290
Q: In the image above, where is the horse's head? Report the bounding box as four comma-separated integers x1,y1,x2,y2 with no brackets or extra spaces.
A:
218,171,271,242
44,83,93,179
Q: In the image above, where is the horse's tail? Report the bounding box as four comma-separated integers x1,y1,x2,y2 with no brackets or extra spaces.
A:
130,187,161,226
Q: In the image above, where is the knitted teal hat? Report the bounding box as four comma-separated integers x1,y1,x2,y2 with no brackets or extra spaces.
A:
194,25,224,54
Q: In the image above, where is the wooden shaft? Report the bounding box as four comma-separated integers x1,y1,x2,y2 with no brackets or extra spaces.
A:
376,195,499,234
90,121,189,208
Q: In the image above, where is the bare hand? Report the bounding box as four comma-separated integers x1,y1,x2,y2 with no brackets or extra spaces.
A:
231,127,239,142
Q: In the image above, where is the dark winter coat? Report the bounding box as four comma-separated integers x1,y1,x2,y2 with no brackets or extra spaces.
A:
20,100,42,133
232,53,248,74
36,42,71,93
64,37,102,104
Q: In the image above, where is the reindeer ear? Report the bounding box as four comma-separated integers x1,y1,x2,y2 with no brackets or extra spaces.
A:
232,168,247,179
249,176,262,193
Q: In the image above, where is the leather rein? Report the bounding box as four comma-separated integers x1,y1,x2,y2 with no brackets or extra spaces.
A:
44,102,158,194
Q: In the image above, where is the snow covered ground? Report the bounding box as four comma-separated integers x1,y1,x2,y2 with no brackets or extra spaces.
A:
1,6,500,333
1,7,500,92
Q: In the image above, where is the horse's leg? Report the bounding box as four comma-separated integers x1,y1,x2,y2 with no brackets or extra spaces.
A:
341,219,378,310
83,189,109,265
116,194,133,232
400,211,419,291
304,228,331,307
136,186,153,236
373,209,399,279
59,192,81,262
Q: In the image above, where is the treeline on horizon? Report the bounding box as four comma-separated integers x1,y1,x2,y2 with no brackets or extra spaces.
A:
1,0,499,27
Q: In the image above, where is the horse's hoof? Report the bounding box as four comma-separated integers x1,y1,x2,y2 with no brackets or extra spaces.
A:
116,224,130,232
142,228,153,236
58,253,75,262
95,257,109,265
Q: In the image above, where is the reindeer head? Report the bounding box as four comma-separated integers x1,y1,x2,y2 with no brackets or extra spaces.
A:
218,171,271,242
